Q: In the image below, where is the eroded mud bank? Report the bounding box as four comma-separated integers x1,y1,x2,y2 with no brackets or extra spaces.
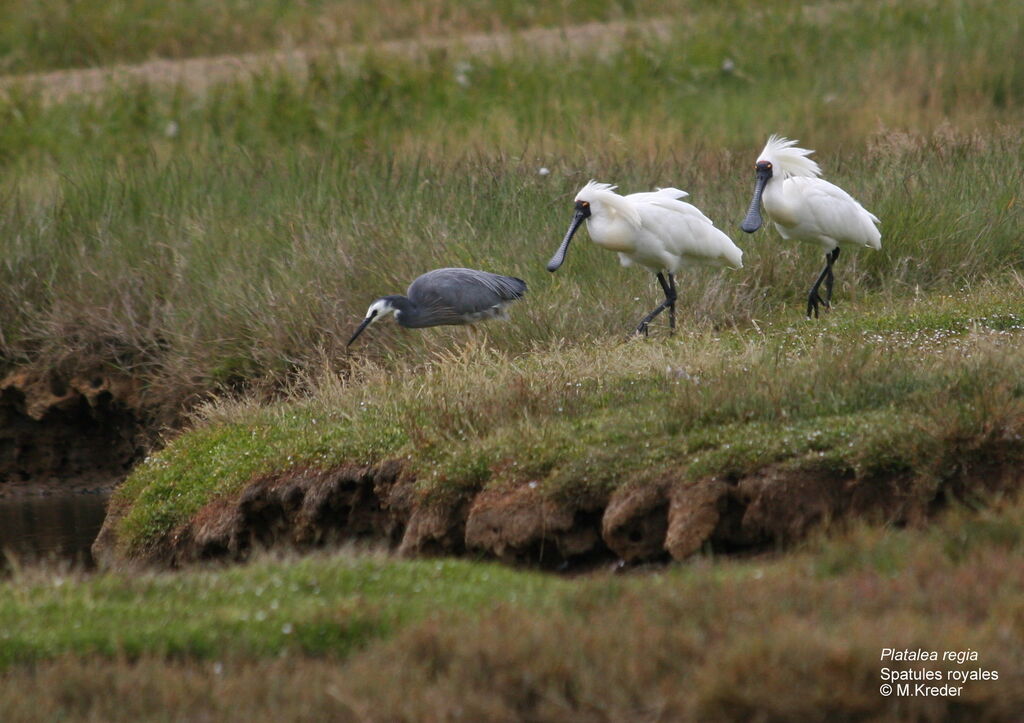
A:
93,456,1023,569
0,370,147,497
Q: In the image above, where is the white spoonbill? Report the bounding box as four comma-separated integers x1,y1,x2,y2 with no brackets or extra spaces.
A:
740,135,881,318
547,181,743,335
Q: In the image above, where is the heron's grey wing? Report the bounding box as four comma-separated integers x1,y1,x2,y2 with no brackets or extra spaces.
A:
409,268,527,321
458,269,528,303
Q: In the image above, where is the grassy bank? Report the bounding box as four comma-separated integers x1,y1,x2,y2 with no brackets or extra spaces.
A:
2,501,1022,720
109,280,1024,557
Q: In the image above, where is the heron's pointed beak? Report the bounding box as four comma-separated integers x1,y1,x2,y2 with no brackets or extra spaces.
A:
547,207,587,272
346,313,376,347
740,167,772,233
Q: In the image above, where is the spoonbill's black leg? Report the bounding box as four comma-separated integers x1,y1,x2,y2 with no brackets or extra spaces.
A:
655,272,678,331
636,272,677,336
668,273,678,332
823,247,840,306
807,250,838,319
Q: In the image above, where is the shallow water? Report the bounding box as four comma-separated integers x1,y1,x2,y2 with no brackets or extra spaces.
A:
0,491,110,568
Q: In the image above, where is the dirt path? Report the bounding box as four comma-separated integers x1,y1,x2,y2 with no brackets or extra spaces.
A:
0,19,670,104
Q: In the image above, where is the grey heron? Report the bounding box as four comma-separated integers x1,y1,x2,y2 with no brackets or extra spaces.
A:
547,181,743,335
740,135,881,318
347,267,527,346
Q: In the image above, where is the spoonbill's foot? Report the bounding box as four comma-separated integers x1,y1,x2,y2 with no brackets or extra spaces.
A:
807,290,831,319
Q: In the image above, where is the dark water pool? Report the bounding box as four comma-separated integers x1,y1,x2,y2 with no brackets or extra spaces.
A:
0,491,110,568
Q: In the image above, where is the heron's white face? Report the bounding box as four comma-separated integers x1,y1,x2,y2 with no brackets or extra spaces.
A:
364,298,397,324
348,297,399,347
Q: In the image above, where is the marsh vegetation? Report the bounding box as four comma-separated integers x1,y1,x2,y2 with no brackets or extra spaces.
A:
0,0,1022,718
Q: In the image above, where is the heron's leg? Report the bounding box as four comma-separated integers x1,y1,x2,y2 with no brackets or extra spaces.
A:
465,323,493,351
636,272,677,336
807,252,835,319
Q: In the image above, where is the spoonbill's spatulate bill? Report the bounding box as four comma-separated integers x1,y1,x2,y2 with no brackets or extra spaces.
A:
347,267,527,347
548,181,743,335
740,135,881,318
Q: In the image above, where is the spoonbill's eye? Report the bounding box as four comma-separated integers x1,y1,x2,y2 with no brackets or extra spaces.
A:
580,201,590,207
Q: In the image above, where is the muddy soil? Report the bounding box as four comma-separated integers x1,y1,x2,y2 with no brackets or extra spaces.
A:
0,370,147,498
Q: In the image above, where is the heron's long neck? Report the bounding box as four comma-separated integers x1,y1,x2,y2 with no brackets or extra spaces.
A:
385,295,419,327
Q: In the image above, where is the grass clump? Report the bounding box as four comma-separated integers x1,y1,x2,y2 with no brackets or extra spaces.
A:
318,501,1024,721
0,2,1022,718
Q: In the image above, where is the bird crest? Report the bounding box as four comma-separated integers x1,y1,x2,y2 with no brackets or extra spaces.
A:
757,135,821,179
575,180,641,227
575,180,618,199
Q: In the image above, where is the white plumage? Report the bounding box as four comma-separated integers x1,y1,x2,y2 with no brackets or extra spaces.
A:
570,181,743,271
548,181,742,335
741,135,881,317
762,176,881,252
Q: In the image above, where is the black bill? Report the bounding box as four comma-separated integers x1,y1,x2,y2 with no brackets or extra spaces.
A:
740,166,772,233
547,206,588,272
346,313,375,347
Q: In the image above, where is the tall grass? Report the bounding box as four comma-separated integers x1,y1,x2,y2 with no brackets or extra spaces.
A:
4,1,1023,161
2,139,1021,402
0,0,1021,418
1,3,1022,714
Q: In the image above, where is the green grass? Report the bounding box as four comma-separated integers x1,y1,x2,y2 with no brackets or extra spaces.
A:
0,551,559,666
0,0,657,75
1,502,1021,720
1,1,1023,718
